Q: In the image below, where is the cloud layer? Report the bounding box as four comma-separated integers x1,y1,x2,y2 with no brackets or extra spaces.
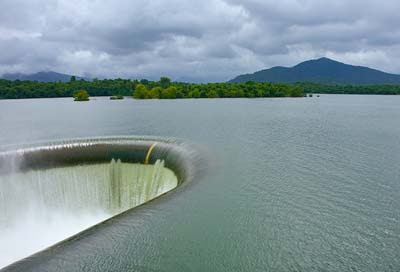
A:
1,0,400,82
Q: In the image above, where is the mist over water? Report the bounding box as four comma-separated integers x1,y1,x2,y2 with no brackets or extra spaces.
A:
0,159,177,268
0,211,110,268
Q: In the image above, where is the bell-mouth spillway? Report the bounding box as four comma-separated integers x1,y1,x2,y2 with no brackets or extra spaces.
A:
0,137,203,270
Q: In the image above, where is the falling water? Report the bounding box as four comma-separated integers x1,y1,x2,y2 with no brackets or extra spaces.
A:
109,159,178,212
0,159,178,268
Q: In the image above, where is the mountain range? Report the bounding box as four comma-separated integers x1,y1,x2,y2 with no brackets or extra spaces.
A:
3,58,400,85
229,58,400,85
1,71,87,82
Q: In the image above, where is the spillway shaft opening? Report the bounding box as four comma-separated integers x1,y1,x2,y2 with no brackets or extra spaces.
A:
0,158,178,268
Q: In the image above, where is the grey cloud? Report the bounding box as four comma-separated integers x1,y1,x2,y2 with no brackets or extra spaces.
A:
1,0,400,81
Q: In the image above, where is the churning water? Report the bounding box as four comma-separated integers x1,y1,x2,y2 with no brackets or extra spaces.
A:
0,158,177,268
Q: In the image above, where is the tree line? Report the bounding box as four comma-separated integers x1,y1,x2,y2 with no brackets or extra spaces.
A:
293,82,400,95
0,77,305,99
2,76,399,100
0,78,133,99
133,78,304,99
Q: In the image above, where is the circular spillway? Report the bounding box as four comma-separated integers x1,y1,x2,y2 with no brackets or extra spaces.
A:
0,137,204,270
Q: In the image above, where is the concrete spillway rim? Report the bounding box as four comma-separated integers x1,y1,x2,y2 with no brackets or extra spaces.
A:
0,136,208,271
0,136,206,183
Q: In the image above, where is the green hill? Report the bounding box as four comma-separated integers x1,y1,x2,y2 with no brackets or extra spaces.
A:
229,58,400,85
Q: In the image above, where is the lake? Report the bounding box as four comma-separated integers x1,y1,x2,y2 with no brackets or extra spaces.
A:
0,95,399,271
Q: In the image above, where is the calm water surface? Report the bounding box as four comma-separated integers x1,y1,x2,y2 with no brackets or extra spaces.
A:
0,95,399,271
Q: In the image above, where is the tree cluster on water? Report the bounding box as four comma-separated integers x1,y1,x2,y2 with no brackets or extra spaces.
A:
0,76,305,99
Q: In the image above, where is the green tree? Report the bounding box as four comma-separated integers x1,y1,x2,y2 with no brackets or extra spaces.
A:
133,84,149,99
188,89,200,98
159,77,171,89
139,79,149,85
149,87,161,99
73,90,89,101
70,76,76,82
161,86,177,99
176,88,184,98
207,90,219,98
235,89,245,97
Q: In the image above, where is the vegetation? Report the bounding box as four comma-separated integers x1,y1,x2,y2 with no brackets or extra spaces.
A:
73,90,89,101
110,94,124,100
293,82,400,95
0,78,134,99
2,58,400,99
131,81,304,99
1,76,399,100
0,78,305,99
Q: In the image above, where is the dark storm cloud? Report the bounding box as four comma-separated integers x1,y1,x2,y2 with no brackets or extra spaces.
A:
1,0,400,81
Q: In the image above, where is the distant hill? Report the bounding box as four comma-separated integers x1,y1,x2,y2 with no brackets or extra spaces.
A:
1,71,87,82
229,58,400,85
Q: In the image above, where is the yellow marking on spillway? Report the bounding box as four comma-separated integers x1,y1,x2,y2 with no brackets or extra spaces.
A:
145,143,157,164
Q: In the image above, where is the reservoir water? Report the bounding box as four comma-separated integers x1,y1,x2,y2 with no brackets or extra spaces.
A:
0,95,399,271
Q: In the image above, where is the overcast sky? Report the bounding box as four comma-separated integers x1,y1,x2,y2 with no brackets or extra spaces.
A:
1,0,400,82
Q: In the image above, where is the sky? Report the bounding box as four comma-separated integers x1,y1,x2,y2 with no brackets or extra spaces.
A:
1,0,400,82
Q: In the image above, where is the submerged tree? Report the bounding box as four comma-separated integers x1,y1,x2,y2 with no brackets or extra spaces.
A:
161,86,177,99
73,90,89,101
149,87,161,99
110,94,124,100
133,84,149,99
